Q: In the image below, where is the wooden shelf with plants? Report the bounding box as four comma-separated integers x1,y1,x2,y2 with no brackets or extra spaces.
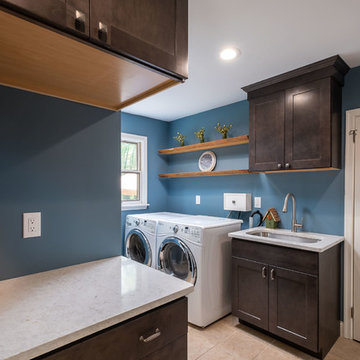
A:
158,135,249,155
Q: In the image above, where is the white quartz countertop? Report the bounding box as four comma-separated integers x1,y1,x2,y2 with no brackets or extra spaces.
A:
229,227,344,252
0,256,193,360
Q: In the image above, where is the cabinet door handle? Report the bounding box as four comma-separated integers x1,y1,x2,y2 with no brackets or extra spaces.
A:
285,163,290,169
277,163,282,169
98,22,108,42
270,269,275,281
261,266,267,278
139,328,161,343
74,10,85,32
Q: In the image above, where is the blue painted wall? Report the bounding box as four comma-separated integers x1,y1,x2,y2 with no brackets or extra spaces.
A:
166,67,360,236
121,112,169,245
0,86,122,280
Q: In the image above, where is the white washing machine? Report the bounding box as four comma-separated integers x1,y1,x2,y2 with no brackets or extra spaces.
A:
156,215,243,327
124,212,189,268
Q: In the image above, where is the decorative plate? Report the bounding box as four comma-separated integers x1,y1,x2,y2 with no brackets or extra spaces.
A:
198,151,216,172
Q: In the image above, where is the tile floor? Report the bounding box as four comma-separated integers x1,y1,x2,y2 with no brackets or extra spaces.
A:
188,316,360,360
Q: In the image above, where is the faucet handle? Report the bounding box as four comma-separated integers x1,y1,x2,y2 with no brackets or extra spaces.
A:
294,217,304,231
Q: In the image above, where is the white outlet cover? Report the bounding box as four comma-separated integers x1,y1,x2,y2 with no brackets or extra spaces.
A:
196,195,201,205
23,212,41,238
254,197,262,208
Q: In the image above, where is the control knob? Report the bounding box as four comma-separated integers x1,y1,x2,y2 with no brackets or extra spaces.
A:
173,225,179,234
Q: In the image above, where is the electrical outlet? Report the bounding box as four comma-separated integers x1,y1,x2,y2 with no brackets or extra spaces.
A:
196,195,201,205
23,212,41,238
254,197,262,208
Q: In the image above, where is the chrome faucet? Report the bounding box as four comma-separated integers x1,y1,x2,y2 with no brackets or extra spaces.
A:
282,193,303,232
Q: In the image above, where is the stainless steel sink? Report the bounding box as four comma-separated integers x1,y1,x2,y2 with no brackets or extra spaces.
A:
246,230,321,244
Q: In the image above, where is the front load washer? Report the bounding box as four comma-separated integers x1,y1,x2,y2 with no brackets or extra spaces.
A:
156,215,243,327
124,212,189,268
124,215,157,267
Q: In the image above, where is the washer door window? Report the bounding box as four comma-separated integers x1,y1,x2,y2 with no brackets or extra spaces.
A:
158,237,197,284
126,229,152,266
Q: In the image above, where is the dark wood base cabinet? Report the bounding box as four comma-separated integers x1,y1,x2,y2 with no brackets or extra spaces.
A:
232,239,341,359
34,297,188,360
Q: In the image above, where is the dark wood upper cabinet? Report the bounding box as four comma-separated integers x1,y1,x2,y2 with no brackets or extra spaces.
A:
243,56,349,172
90,0,188,79
0,0,90,36
249,92,285,171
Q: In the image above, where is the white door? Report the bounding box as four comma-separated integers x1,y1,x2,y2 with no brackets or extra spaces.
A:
347,109,360,340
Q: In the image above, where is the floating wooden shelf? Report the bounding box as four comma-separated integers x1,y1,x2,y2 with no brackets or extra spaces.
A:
159,169,251,178
158,135,249,155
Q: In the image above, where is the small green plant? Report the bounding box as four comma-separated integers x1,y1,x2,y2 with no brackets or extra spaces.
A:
174,132,185,146
194,128,205,143
215,122,232,139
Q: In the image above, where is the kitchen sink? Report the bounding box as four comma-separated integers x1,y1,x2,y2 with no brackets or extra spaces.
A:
246,230,321,244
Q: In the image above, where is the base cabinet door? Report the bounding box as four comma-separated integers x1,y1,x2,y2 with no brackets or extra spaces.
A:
268,266,318,352
0,0,90,36
232,257,269,330
90,0,188,78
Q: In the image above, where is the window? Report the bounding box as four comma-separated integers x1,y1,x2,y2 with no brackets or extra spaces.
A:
121,133,148,211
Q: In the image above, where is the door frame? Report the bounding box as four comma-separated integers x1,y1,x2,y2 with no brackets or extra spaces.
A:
344,108,360,338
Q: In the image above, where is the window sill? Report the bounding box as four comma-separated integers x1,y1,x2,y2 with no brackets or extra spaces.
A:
122,203,150,211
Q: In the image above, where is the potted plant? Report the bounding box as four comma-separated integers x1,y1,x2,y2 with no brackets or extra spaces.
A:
215,123,232,139
194,128,205,143
174,132,185,146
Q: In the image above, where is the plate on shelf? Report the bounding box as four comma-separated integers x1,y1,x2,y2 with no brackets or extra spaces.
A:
198,151,216,172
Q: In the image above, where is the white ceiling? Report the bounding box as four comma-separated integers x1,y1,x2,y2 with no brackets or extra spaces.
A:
124,0,360,121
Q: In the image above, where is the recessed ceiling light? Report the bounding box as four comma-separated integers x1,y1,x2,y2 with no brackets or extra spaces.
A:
220,47,240,61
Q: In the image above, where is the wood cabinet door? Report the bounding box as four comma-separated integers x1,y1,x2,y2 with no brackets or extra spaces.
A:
90,0,188,79
285,78,331,169
232,257,269,330
269,266,318,352
249,92,285,171
0,0,90,36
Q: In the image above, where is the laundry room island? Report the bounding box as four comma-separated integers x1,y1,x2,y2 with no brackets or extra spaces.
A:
0,256,193,360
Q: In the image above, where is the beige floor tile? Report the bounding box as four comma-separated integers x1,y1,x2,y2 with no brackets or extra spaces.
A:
323,354,345,360
330,337,360,360
198,331,269,360
188,328,215,360
254,341,315,360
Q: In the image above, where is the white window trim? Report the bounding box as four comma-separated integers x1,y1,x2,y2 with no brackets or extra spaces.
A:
121,132,149,211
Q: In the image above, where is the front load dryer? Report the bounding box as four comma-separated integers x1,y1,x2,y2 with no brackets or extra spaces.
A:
156,215,242,327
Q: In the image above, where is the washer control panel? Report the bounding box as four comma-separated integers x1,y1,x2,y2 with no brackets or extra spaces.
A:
127,217,156,234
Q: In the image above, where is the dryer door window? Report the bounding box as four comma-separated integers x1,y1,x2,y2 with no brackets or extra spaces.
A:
159,237,197,284
126,229,152,266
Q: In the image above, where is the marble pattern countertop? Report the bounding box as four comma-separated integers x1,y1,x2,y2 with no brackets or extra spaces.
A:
229,227,344,252
0,256,193,360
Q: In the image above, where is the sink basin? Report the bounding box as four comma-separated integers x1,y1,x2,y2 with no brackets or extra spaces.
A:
246,230,321,244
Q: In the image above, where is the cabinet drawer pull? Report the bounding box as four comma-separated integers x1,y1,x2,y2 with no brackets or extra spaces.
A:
98,22,108,42
277,163,282,169
139,328,161,343
261,266,267,278
74,10,85,32
270,269,275,281
285,163,290,169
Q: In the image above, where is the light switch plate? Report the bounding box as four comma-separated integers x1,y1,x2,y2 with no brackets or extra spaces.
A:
254,197,262,208
196,195,201,205
23,212,41,238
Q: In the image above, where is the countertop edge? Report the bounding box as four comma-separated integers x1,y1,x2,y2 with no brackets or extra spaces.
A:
10,287,193,360
229,229,344,253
